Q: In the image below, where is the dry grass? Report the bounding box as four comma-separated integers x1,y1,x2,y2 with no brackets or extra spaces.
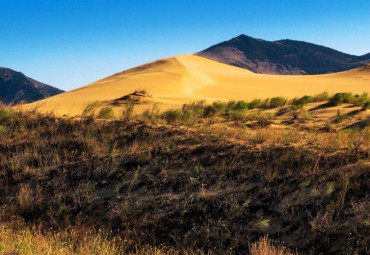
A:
250,236,296,255
0,103,369,254
0,220,123,255
0,219,293,255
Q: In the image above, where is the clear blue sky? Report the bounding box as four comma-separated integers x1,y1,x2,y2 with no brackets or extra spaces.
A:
1,0,369,91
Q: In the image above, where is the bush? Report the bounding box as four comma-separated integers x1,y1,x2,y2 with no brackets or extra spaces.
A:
361,100,370,110
248,99,262,109
0,108,17,122
225,100,236,114
351,92,368,107
260,98,271,109
97,107,115,119
0,125,6,133
211,101,227,113
182,101,206,123
82,101,102,118
232,100,249,111
228,110,247,120
162,109,183,123
328,93,354,106
203,105,217,117
312,91,330,102
269,97,287,108
121,102,135,121
292,107,312,122
292,95,314,107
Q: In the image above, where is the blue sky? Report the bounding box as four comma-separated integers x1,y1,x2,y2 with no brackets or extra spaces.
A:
1,0,369,91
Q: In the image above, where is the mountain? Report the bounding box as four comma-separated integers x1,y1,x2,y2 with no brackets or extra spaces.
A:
21,55,370,116
0,67,63,104
196,34,370,75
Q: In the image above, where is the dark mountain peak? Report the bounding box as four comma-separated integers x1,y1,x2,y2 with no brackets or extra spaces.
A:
233,34,259,41
0,67,64,104
197,35,370,75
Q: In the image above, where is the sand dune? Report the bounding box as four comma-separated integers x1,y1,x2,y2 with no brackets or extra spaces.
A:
22,55,370,116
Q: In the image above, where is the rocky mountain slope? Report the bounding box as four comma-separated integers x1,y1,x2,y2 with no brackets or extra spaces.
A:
0,67,63,104
197,34,370,74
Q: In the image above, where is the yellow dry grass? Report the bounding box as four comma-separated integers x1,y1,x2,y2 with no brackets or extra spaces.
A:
20,55,370,116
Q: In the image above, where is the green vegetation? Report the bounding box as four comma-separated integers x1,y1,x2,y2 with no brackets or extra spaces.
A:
269,96,288,108
81,101,102,118
292,107,312,122
361,100,370,110
292,95,314,107
97,107,116,119
79,91,369,124
328,92,368,106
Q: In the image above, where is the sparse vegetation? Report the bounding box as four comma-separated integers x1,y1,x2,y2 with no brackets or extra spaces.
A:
269,97,288,108
250,236,296,255
328,92,369,107
292,95,314,107
292,107,312,122
97,107,116,119
361,100,370,110
0,92,369,254
82,101,102,118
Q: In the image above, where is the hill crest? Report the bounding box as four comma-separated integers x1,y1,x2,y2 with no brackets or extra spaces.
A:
197,34,370,75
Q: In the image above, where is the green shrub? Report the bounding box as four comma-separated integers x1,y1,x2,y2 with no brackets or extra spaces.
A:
228,110,247,120
243,111,275,122
0,125,6,133
225,100,236,114
312,91,330,102
248,99,262,109
0,108,17,122
82,101,102,118
121,102,135,121
292,95,314,107
203,105,217,117
260,98,271,109
140,104,162,123
362,100,370,110
231,100,249,111
97,107,115,119
269,97,287,108
211,101,227,113
292,107,312,122
182,101,206,123
162,109,183,123
351,92,368,107
329,93,354,106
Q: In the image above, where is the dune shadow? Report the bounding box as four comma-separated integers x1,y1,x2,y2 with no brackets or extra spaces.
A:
344,117,370,129
308,103,330,112
346,109,362,117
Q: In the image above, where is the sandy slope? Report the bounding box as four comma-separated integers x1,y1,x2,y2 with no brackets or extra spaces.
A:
22,55,370,116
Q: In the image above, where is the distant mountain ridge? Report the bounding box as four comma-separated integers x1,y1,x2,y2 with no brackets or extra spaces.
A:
196,34,370,75
0,67,63,104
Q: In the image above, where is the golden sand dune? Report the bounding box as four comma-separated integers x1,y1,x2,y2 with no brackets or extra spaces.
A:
22,55,370,116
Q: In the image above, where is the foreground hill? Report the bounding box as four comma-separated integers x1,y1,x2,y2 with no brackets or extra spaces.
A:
1,102,369,254
22,55,370,116
0,67,63,104
197,34,370,74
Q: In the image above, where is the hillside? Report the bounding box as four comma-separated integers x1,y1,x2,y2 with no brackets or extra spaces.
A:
0,67,63,104
1,101,369,254
197,34,370,74
21,55,370,116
